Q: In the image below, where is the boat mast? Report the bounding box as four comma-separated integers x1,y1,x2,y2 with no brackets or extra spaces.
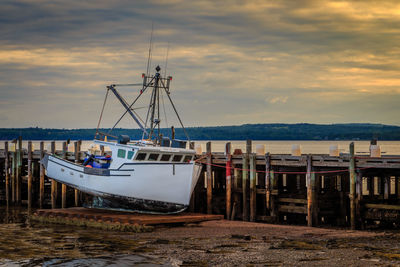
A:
148,65,161,140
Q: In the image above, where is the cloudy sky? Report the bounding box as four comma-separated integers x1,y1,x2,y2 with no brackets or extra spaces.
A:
1,0,400,129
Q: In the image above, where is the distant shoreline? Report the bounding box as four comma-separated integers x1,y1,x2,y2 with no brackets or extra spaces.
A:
1,123,400,141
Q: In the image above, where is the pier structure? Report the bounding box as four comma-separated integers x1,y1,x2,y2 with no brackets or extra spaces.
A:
1,138,400,229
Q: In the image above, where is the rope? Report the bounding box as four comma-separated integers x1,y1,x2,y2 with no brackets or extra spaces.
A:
194,157,373,175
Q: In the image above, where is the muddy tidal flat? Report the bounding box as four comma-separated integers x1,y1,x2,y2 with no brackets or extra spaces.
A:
1,208,400,266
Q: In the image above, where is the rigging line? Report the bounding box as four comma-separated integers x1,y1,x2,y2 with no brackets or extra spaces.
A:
107,76,155,135
95,88,110,139
146,22,154,77
132,109,146,125
161,87,168,129
159,78,190,141
163,42,170,77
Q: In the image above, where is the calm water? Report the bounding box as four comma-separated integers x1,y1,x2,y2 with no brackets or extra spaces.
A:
3,140,400,155
0,207,171,266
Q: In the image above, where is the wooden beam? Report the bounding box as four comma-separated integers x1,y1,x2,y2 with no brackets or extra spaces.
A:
206,141,212,214
28,141,33,210
365,203,400,210
39,141,45,208
250,153,257,222
349,142,356,230
225,142,232,220
61,141,67,209
278,198,307,204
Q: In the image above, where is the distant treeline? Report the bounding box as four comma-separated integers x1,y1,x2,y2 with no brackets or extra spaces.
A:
1,123,400,141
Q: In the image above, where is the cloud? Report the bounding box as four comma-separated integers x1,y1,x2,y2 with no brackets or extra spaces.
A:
1,0,400,128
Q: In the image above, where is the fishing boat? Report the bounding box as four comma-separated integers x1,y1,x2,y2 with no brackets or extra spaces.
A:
41,65,202,213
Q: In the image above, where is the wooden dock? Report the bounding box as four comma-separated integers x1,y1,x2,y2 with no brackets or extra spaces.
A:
1,138,400,230
33,208,223,225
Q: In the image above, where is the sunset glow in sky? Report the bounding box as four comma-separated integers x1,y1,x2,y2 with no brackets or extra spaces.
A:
1,0,400,128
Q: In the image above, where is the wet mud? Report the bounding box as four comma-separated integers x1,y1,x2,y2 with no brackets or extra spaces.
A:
1,207,400,266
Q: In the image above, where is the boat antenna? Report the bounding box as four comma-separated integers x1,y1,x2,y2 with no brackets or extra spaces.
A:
163,41,170,77
146,22,154,77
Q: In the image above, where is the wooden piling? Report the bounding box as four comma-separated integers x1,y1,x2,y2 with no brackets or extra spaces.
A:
250,153,257,222
270,169,277,221
61,142,67,209
306,154,313,227
206,142,212,214
11,140,16,203
242,140,251,221
74,141,80,207
16,136,22,204
349,142,356,230
225,142,232,220
265,152,271,212
39,141,45,208
4,141,9,206
28,141,33,209
356,171,363,228
51,141,57,209
384,176,389,200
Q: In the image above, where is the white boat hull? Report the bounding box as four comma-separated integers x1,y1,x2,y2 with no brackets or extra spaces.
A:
41,154,202,213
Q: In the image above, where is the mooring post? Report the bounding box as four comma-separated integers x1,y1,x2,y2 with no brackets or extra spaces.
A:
349,142,356,230
206,141,212,214
39,141,45,208
356,171,363,228
242,140,251,221
232,160,240,220
265,152,271,214
312,172,318,225
270,169,277,221
397,176,400,200
306,154,313,227
4,141,9,206
51,141,57,209
16,136,22,205
61,141,67,209
384,176,389,200
250,153,257,222
74,141,80,207
11,140,16,204
28,141,33,210
225,142,232,220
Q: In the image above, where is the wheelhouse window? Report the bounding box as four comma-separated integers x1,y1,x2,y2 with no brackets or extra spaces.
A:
127,150,134,160
183,155,193,162
172,155,183,162
160,154,171,161
117,149,126,158
135,153,147,160
148,153,160,161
